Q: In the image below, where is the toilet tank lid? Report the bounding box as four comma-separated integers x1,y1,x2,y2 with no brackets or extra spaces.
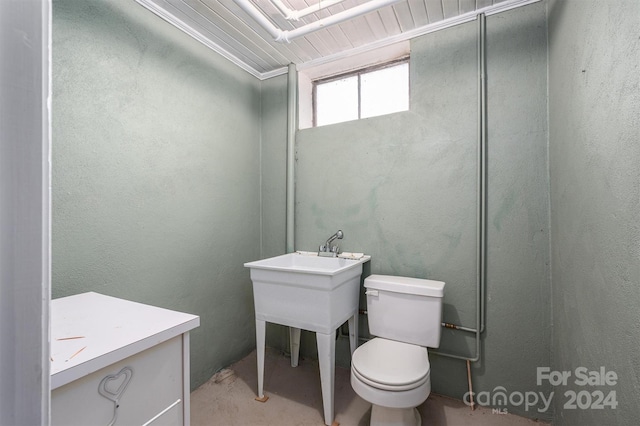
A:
365,275,445,297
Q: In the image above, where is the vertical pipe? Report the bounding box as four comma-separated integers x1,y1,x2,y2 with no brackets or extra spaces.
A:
467,360,476,410
479,13,487,336
469,12,487,363
433,12,486,363
285,64,298,391
466,12,485,364
343,14,489,363
286,63,297,253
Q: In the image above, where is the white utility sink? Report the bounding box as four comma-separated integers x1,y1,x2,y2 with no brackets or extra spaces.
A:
246,251,365,274
245,252,369,333
244,251,370,426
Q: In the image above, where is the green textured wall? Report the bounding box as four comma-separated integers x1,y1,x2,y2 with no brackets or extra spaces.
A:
52,0,262,389
258,74,292,348
259,74,288,260
549,0,640,424
51,0,640,423
293,3,551,420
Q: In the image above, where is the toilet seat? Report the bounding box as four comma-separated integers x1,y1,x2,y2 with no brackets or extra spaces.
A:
352,338,430,391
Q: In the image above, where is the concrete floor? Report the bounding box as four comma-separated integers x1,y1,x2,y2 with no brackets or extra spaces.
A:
191,348,549,426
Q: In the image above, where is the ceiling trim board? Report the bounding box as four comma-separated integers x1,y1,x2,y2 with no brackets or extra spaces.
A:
179,1,281,71
136,0,265,78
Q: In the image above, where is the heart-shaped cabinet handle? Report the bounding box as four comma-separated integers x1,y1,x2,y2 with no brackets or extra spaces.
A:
98,367,133,426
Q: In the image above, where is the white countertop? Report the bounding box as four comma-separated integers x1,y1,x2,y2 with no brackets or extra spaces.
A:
51,292,199,389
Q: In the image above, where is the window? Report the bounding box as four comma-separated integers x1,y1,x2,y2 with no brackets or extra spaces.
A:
313,59,409,127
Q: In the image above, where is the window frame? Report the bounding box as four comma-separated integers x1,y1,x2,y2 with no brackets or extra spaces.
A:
312,57,410,128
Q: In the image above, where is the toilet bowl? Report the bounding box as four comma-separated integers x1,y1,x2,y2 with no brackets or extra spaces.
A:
350,275,445,426
351,338,431,426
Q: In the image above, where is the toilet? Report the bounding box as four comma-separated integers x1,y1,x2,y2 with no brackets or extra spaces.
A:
350,275,445,426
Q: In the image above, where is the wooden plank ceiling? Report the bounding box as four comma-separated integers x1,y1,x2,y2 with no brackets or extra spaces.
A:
135,0,537,79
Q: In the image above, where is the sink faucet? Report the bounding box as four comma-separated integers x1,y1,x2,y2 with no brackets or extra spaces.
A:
319,230,343,257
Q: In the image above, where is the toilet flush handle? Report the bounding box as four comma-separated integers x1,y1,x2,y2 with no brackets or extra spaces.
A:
365,290,379,297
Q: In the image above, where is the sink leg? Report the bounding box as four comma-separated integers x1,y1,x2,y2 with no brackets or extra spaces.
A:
256,319,266,399
348,312,358,357
289,327,301,367
316,331,336,426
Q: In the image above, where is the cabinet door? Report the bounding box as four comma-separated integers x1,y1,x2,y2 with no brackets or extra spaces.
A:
52,336,183,426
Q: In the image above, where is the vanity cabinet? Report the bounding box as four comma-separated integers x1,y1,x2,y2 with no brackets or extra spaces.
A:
51,292,199,426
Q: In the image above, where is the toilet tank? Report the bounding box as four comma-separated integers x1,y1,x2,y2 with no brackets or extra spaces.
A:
365,275,445,348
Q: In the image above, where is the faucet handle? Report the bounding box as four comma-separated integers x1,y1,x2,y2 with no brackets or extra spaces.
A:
331,245,339,254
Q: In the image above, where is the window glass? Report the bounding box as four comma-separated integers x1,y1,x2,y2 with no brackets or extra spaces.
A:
313,60,409,127
360,63,409,119
315,76,358,126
